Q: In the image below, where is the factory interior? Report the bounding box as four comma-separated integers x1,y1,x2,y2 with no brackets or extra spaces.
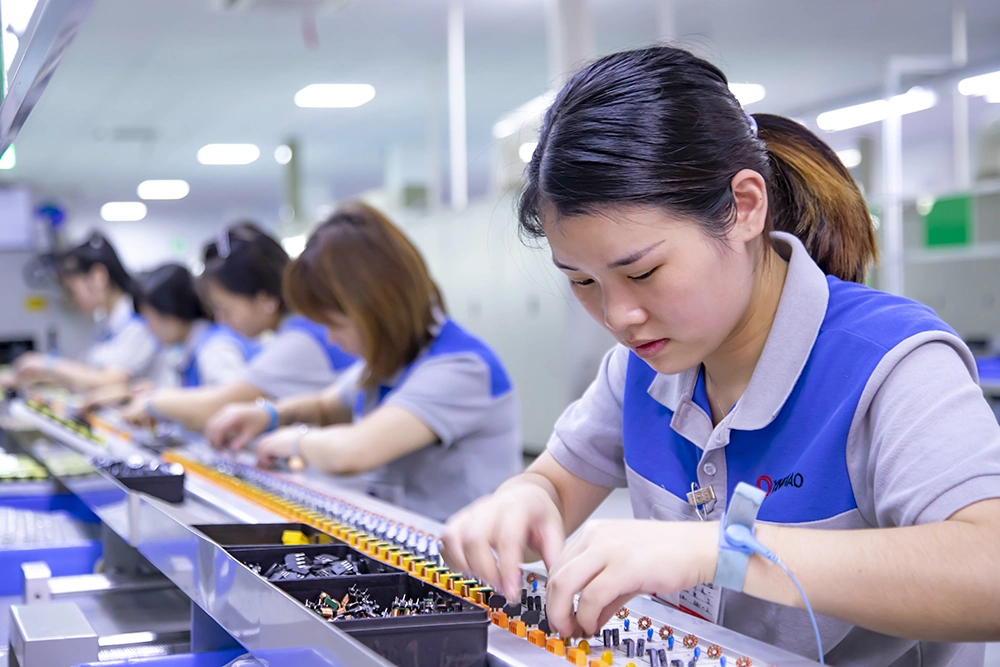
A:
1,1,1000,666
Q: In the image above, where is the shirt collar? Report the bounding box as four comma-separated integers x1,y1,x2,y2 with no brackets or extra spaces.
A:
95,295,135,337
646,231,830,431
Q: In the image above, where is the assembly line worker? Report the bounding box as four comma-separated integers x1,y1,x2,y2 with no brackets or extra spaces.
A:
121,223,355,431
84,263,259,408
441,46,1000,666
204,202,522,522
136,264,258,388
9,232,158,391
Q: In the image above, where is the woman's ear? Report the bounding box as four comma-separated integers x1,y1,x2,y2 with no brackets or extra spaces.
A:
89,264,110,290
728,169,769,243
256,291,278,314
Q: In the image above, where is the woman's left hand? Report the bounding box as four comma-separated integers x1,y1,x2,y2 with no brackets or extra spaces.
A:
255,427,302,469
13,353,51,385
544,518,719,638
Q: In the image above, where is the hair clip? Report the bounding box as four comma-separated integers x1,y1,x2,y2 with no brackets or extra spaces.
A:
746,111,758,138
217,229,231,259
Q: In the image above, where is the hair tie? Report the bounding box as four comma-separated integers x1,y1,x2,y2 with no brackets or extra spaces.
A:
746,111,758,138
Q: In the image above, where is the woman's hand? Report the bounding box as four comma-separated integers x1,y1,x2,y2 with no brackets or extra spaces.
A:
120,393,155,427
82,383,133,411
442,478,567,600
13,353,52,385
544,518,718,638
255,426,305,468
204,402,271,451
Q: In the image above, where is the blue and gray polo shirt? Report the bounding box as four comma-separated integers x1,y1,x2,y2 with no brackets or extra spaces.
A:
548,232,1000,666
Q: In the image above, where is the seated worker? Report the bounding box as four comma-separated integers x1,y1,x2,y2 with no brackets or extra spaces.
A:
204,202,523,522
121,223,355,431
88,263,259,408
441,47,1000,665
9,232,157,391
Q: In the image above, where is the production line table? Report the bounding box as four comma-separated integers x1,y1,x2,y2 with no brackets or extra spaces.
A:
3,398,818,667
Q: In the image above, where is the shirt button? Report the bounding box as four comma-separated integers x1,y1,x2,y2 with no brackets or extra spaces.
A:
703,462,717,476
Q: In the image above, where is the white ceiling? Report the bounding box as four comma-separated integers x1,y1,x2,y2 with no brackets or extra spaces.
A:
4,0,1000,223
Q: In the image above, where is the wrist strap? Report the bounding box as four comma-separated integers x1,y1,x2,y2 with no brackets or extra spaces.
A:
714,482,766,592
256,398,280,433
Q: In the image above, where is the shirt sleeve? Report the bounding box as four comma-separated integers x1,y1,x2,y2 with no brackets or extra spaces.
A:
84,320,159,379
852,338,1000,527
195,337,249,386
241,330,339,399
382,353,508,448
332,361,365,408
546,344,630,489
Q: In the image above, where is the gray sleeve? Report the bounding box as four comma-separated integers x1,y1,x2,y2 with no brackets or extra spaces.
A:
850,335,1000,528
383,354,509,447
241,330,339,399
196,337,249,386
84,321,158,378
546,345,629,489
333,361,365,408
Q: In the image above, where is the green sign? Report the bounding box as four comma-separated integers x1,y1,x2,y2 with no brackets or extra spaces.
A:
923,195,972,247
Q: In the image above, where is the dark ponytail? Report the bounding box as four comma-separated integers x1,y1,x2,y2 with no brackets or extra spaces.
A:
202,222,290,311
519,45,877,283
136,263,209,323
755,114,876,283
58,231,139,300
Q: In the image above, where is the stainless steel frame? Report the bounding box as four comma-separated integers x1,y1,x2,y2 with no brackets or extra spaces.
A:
0,0,96,154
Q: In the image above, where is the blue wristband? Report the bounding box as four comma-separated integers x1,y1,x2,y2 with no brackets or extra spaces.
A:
256,398,280,433
714,482,766,592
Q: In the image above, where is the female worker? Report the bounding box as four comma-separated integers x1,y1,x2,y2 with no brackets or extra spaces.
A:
138,263,257,388
121,223,355,431
441,46,1000,665
12,232,157,390
204,202,522,522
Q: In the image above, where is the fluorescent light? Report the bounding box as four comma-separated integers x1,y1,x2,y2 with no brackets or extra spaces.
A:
0,145,15,169
281,234,307,259
100,202,147,222
493,91,557,139
294,84,375,109
987,91,1000,104
137,179,189,200
729,83,766,106
958,70,1000,98
816,87,937,132
518,141,538,163
274,145,293,165
836,149,862,169
197,144,260,165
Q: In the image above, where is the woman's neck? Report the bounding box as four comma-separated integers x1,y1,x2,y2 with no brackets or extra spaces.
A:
103,288,126,315
702,245,789,424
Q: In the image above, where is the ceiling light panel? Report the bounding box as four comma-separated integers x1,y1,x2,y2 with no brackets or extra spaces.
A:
101,202,147,222
197,144,260,165
137,179,189,200
294,84,375,108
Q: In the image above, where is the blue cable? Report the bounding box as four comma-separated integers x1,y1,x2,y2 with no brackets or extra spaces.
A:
725,525,825,665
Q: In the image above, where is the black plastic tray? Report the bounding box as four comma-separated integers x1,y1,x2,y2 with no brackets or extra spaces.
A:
192,522,339,546
93,459,185,504
227,544,395,581
278,575,489,667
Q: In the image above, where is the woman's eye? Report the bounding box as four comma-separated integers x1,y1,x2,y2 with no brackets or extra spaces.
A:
570,278,595,287
630,266,658,281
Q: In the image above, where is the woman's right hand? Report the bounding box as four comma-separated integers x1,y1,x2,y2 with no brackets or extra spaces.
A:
205,402,271,451
442,477,566,601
